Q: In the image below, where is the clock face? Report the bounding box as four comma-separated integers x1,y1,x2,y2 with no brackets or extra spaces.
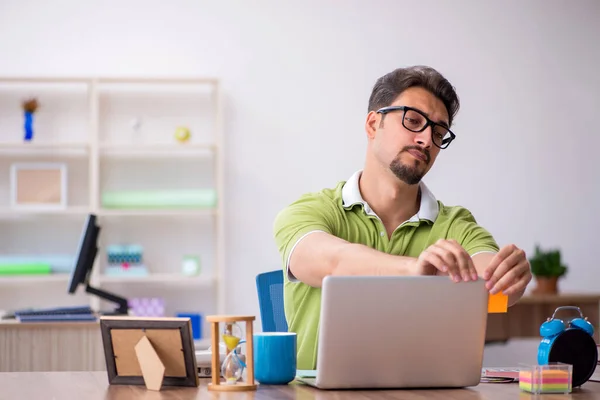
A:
549,329,598,387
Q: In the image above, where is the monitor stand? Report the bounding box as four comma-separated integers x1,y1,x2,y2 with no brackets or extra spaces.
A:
85,284,129,315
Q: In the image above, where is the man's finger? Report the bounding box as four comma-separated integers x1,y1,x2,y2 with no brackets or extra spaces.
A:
486,248,524,290
503,270,530,296
490,264,523,294
483,245,517,280
432,241,461,281
501,263,531,295
446,239,478,281
489,255,528,294
437,240,476,281
427,244,458,270
427,244,459,279
420,251,451,275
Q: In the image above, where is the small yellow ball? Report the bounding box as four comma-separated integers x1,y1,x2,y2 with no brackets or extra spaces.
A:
174,126,191,142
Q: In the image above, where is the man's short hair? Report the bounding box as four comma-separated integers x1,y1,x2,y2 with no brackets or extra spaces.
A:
368,66,460,127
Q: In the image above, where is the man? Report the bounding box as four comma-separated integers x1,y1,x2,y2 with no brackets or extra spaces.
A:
273,65,532,370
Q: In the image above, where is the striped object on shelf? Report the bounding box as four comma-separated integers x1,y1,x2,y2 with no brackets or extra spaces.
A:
0,263,51,275
106,244,143,265
101,189,217,209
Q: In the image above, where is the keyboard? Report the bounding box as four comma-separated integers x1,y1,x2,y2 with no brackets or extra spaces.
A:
13,306,97,322
17,314,97,322
14,306,93,316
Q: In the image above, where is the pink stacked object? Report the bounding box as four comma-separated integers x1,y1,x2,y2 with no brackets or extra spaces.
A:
128,297,165,317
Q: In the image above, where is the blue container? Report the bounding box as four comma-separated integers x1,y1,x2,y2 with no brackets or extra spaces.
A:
253,332,297,385
177,313,202,340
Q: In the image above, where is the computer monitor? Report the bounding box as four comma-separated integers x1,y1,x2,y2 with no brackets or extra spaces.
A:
68,214,129,315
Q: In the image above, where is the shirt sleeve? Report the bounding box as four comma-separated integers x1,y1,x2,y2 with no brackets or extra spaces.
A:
273,192,339,282
447,207,499,256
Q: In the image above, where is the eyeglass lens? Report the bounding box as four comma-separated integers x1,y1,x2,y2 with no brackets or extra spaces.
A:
403,109,452,148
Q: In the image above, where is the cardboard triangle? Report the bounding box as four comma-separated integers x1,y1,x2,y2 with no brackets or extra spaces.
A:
135,335,166,391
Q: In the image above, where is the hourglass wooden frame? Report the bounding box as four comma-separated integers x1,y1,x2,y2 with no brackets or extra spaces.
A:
206,315,257,391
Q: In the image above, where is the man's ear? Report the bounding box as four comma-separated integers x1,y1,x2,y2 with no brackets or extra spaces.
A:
365,111,380,140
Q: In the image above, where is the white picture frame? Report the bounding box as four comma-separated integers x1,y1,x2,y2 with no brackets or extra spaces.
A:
10,162,68,210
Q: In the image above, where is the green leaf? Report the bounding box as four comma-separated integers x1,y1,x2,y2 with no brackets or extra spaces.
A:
528,243,568,277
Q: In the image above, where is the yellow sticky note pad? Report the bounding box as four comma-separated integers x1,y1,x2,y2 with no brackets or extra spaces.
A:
488,292,508,313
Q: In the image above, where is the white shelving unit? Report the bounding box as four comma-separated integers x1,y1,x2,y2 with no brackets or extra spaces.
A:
0,77,224,332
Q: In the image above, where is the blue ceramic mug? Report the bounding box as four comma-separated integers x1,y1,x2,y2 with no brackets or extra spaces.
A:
253,332,297,384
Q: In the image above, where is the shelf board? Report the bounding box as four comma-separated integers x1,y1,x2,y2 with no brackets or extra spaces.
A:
0,274,70,285
0,142,89,156
0,207,90,218
99,143,215,158
0,77,217,84
0,77,89,84
0,208,215,218
98,209,215,217
98,273,214,286
97,77,218,85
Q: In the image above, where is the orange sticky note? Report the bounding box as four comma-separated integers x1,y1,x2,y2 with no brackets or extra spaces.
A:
488,292,508,313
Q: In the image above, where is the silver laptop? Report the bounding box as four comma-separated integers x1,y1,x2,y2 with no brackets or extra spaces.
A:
297,275,489,389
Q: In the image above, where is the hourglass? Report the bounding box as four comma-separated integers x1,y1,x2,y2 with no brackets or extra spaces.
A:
206,315,257,391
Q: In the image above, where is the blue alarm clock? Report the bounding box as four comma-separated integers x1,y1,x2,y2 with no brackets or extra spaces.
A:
537,306,598,387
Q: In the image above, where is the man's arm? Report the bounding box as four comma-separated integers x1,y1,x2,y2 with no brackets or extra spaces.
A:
274,195,479,288
288,231,417,288
273,193,422,288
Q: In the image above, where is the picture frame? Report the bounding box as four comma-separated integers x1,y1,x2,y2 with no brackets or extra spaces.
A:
10,162,68,210
99,316,199,390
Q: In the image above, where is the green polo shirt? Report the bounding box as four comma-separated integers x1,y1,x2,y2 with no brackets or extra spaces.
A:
273,171,499,370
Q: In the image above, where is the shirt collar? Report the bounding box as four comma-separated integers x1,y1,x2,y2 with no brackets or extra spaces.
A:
341,170,439,223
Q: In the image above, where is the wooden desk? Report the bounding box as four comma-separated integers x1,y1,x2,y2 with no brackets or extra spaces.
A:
0,371,599,399
486,294,600,343
0,321,105,372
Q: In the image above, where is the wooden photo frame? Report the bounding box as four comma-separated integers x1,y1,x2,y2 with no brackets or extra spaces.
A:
99,316,199,391
10,162,68,210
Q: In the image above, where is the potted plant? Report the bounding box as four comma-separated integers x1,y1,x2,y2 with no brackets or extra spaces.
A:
529,244,568,295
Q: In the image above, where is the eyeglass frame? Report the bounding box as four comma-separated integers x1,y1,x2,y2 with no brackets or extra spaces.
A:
376,105,456,149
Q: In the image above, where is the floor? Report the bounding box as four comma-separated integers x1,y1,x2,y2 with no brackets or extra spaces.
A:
482,338,541,367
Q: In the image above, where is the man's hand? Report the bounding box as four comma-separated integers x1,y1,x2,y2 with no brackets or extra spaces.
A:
413,239,479,282
482,244,532,296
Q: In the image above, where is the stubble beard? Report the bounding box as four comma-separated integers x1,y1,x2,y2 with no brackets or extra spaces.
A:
389,147,430,185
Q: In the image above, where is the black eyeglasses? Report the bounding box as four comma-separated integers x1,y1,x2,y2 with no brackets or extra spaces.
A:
376,106,456,149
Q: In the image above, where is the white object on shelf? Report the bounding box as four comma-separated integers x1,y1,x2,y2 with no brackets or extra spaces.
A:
182,255,200,276
130,117,142,131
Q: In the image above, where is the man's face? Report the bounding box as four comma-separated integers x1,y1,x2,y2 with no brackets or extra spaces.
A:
366,87,450,185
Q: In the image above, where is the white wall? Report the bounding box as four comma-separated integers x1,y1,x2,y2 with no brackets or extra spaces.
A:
0,0,599,322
